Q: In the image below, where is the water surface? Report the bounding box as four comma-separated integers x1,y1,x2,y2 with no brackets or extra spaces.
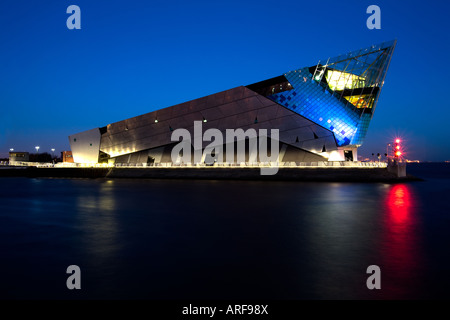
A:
1,163,449,299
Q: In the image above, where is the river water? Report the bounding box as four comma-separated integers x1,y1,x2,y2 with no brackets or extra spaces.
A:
1,163,449,299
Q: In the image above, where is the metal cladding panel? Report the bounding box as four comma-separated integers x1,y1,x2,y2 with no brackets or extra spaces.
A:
291,115,319,129
237,96,262,111
217,115,238,129
98,86,338,158
130,123,165,140
178,112,202,126
256,95,276,107
255,105,277,123
217,102,242,117
154,107,173,122
242,87,259,99
201,106,224,120
310,124,336,138
282,145,326,162
171,101,191,118
223,86,245,103
281,127,315,142
206,90,225,107
275,105,295,118
300,136,336,153
101,135,113,148
106,120,126,135
137,132,172,151
235,111,257,128
268,116,297,132
69,128,101,163
188,96,208,112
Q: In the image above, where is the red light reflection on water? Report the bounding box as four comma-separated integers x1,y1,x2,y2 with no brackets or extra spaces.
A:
386,184,413,224
381,183,422,298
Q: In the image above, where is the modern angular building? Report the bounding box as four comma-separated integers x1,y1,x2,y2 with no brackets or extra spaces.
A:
69,40,396,165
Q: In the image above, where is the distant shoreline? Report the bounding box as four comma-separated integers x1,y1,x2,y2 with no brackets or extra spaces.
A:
0,166,422,182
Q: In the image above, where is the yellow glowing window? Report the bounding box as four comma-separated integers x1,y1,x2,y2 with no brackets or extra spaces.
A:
325,70,366,91
344,94,375,109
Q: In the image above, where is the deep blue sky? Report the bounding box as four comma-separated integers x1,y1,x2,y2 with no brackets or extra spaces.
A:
1,0,449,161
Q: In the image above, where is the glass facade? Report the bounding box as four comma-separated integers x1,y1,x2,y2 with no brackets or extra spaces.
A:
248,40,396,147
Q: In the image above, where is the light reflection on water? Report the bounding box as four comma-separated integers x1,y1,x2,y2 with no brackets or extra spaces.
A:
76,180,118,268
381,184,424,299
0,174,448,299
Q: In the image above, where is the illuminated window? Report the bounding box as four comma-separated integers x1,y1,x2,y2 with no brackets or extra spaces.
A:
325,70,366,91
344,94,375,109
314,69,325,81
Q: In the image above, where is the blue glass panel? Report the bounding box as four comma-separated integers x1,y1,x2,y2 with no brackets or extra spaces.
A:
265,40,396,147
268,67,360,146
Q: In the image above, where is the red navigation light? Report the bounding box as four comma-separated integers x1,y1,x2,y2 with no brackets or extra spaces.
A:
393,138,402,158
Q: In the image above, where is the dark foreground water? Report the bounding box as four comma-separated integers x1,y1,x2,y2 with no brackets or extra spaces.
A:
1,163,449,300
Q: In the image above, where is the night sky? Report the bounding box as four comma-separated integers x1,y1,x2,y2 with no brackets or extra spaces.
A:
1,0,449,161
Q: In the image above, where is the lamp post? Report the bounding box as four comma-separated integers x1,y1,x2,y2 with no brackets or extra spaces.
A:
35,146,40,154
9,148,14,152
51,148,55,157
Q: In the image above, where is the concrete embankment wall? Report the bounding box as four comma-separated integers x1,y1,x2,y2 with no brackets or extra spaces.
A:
0,167,109,178
0,166,420,182
106,167,413,182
